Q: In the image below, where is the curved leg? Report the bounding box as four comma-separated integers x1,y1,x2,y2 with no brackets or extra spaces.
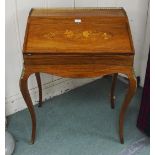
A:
19,69,36,144
110,73,118,109
119,71,137,144
35,73,42,107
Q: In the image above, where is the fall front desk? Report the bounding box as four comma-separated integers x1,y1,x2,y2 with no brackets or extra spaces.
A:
19,8,137,144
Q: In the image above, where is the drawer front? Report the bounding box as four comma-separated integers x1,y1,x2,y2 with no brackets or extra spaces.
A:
24,54,133,67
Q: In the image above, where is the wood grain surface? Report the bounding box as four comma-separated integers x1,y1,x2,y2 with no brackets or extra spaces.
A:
23,8,134,54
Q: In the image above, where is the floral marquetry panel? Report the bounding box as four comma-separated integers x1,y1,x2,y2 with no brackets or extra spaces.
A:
43,30,113,40
24,8,134,54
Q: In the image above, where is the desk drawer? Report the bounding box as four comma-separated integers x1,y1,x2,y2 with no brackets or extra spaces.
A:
24,54,133,66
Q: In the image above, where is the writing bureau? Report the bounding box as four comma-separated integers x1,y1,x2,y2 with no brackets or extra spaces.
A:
20,8,137,144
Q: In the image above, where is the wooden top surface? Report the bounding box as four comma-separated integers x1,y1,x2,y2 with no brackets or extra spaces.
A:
23,8,134,55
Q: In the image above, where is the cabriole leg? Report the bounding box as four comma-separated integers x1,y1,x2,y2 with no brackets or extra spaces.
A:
119,71,137,144
35,73,42,107
110,73,118,109
19,69,36,144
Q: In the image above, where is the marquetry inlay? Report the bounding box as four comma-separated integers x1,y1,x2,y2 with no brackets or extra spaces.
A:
82,31,90,38
64,30,74,38
43,30,113,40
102,32,113,40
43,32,55,39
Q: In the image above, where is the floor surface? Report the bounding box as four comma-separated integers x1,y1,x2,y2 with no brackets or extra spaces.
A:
7,77,150,155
